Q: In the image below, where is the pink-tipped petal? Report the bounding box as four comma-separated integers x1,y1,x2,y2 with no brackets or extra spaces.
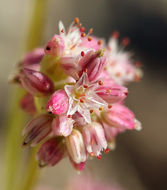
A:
96,83,128,104
82,122,107,156
101,104,135,130
46,89,69,115
22,114,53,147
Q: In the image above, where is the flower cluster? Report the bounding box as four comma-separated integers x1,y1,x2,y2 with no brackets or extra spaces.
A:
11,18,142,171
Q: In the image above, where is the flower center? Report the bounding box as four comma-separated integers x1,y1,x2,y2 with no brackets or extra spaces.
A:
74,86,86,100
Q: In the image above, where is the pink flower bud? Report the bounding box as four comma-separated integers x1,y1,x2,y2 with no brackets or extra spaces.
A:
52,115,74,137
22,114,53,147
20,68,54,96
82,122,107,156
101,104,135,130
66,129,87,164
46,90,69,115
20,93,36,115
21,48,44,71
45,34,65,56
37,137,65,167
78,50,106,82
96,83,128,104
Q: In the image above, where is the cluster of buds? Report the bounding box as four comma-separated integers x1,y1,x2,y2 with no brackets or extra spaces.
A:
10,18,142,171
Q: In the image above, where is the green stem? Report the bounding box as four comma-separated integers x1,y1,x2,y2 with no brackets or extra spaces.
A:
3,88,26,190
4,0,48,190
19,148,40,190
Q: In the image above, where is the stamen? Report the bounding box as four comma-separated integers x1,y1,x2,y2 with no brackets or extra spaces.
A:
112,31,120,39
106,89,111,93
90,109,93,114
98,80,103,86
97,155,102,160
122,37,130,46
81,51,85,57
99,107,103,111
61,29,64,33
81,33,86,37
97,40,102,45
97,49,105,57
83,68,87,73
80,99,85,103
89,28,93,34
80,27,85,32
67,115,72,118
124,91,128,96
105,148,110,154
83,85,88,88
77,23,82,28
108,104,112,109
88,36,92,41
90,152,95,157
74,17,79,24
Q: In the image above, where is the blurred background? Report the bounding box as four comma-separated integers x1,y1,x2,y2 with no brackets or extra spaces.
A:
0,0,167,189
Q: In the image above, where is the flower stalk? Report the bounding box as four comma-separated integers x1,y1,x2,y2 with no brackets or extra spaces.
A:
4,0,48,190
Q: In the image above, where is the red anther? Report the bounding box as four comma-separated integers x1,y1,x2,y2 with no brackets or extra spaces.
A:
98,40,102,45
97,155,102,160
90,152,94,157
67,115,72,118
108,104,112,109
135,61,142,67
112,31,120,39
98,80,103,85
134,75,140,82
80,99,85,103
81,33,86,37
116,72,121,77
99,107,103,111
81,51,85,57
61,29,64,33
77,23,82,28
90,109,93,114
83,85,88,88
80,27,85,32
105,148,110,154
88,36,92,41
83,68,87,73
74,17,79,24
89,28,93,34
124,91,128,96
122,37,130,46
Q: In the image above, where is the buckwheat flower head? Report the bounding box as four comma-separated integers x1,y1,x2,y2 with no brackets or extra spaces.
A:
10,18,142,171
